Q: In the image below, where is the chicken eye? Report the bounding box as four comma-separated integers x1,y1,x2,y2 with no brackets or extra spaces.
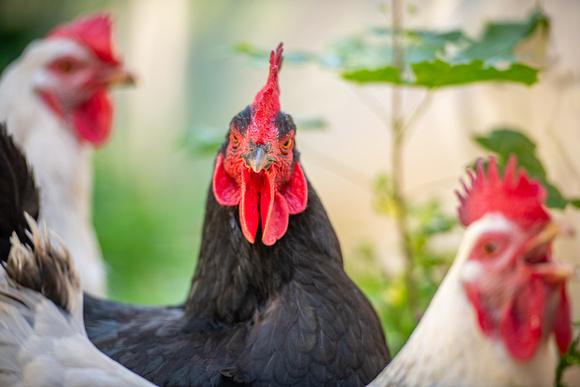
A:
482,242,497,255
59,61,74,73
230,134,240,149
472,233,510,261
49,58,83,74
280,138,293,154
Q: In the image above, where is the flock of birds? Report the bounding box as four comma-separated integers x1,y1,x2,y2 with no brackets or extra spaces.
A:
0,13,574,387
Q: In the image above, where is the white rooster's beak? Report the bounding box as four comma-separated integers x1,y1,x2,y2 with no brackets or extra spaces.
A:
100,67,136,87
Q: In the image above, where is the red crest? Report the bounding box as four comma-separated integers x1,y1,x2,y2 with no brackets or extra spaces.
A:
456,156,550,228
48,13,120,65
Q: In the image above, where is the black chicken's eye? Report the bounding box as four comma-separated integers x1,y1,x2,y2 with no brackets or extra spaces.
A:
280,138,292,153
230,134,240,149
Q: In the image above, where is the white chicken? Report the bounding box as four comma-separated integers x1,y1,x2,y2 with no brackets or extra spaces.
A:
0,14,134,296
371,157,572,387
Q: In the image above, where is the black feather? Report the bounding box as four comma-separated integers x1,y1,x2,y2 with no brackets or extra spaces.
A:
85,179,391,386
0,123,39,262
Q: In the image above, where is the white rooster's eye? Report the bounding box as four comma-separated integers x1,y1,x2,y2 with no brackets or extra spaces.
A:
483,242,497,255
470,232,510,261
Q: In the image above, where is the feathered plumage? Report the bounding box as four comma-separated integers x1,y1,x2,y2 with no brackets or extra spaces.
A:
0,128,153,387
83,44,390,386
0,123,39,261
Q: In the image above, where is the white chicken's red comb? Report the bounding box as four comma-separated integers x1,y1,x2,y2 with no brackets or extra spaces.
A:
48,13,120,65
456,156,550,228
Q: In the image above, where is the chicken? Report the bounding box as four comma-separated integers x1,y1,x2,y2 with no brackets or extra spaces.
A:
0,125,153,387
370,157,572,387
0,14,134,296
83,43,390,386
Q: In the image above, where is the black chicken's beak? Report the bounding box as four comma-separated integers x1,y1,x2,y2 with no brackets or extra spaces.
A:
243,143,276,173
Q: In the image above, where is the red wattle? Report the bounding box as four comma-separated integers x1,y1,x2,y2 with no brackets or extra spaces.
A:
281,162,308,214
500,278,545,361
213,154,241,206
554,286,572,353
465,284,496,336
72,89,112,146
260,173,289,246
240,168,260,243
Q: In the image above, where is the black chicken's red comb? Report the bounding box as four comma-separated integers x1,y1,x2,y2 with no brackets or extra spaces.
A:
456,156,550,228
251,43,283,132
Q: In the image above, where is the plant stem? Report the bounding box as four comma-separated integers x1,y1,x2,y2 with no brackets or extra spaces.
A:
389,0,418,316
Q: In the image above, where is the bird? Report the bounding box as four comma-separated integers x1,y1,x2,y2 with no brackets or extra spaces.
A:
82,43,390,386
0,13,135,296
370,157,572,387
0,124,153,387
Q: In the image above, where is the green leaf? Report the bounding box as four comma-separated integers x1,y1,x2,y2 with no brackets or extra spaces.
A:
456,9,549,65
342,66,402,84
237,10,547,88
412,60,537,87
474,128,570,209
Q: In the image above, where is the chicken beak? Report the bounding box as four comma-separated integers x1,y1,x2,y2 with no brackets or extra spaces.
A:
101,66,137,87
525,221,575,285
243,144,275,173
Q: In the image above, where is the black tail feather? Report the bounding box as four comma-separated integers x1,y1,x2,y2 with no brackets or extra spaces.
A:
0,123,39,262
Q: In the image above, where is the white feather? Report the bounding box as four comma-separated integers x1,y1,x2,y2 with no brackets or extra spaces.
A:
0,221,153,387
370,214,558,387
0,38,106,296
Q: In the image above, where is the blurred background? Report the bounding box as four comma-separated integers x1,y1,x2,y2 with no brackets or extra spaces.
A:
1,0,580,373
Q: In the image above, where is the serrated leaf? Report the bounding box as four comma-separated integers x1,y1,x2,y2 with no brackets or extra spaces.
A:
474,128,570,209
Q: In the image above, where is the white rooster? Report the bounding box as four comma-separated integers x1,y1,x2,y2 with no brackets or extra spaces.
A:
371,157,572,387
0,14,134,296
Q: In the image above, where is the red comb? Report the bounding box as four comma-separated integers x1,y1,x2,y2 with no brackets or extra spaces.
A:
456,156,550,228
251,43,284,132
48,14,120,65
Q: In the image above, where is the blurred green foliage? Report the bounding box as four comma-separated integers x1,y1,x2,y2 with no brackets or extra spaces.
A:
347,196,455,352
236,9,547,87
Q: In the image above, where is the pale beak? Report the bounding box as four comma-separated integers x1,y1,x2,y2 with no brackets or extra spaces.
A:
101,66,137,87
524,221,575,284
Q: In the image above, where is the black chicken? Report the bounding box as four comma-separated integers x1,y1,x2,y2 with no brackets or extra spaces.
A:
84,43,390,386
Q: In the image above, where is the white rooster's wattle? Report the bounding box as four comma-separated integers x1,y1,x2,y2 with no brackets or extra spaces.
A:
371,157,573,387
0,14,134,296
